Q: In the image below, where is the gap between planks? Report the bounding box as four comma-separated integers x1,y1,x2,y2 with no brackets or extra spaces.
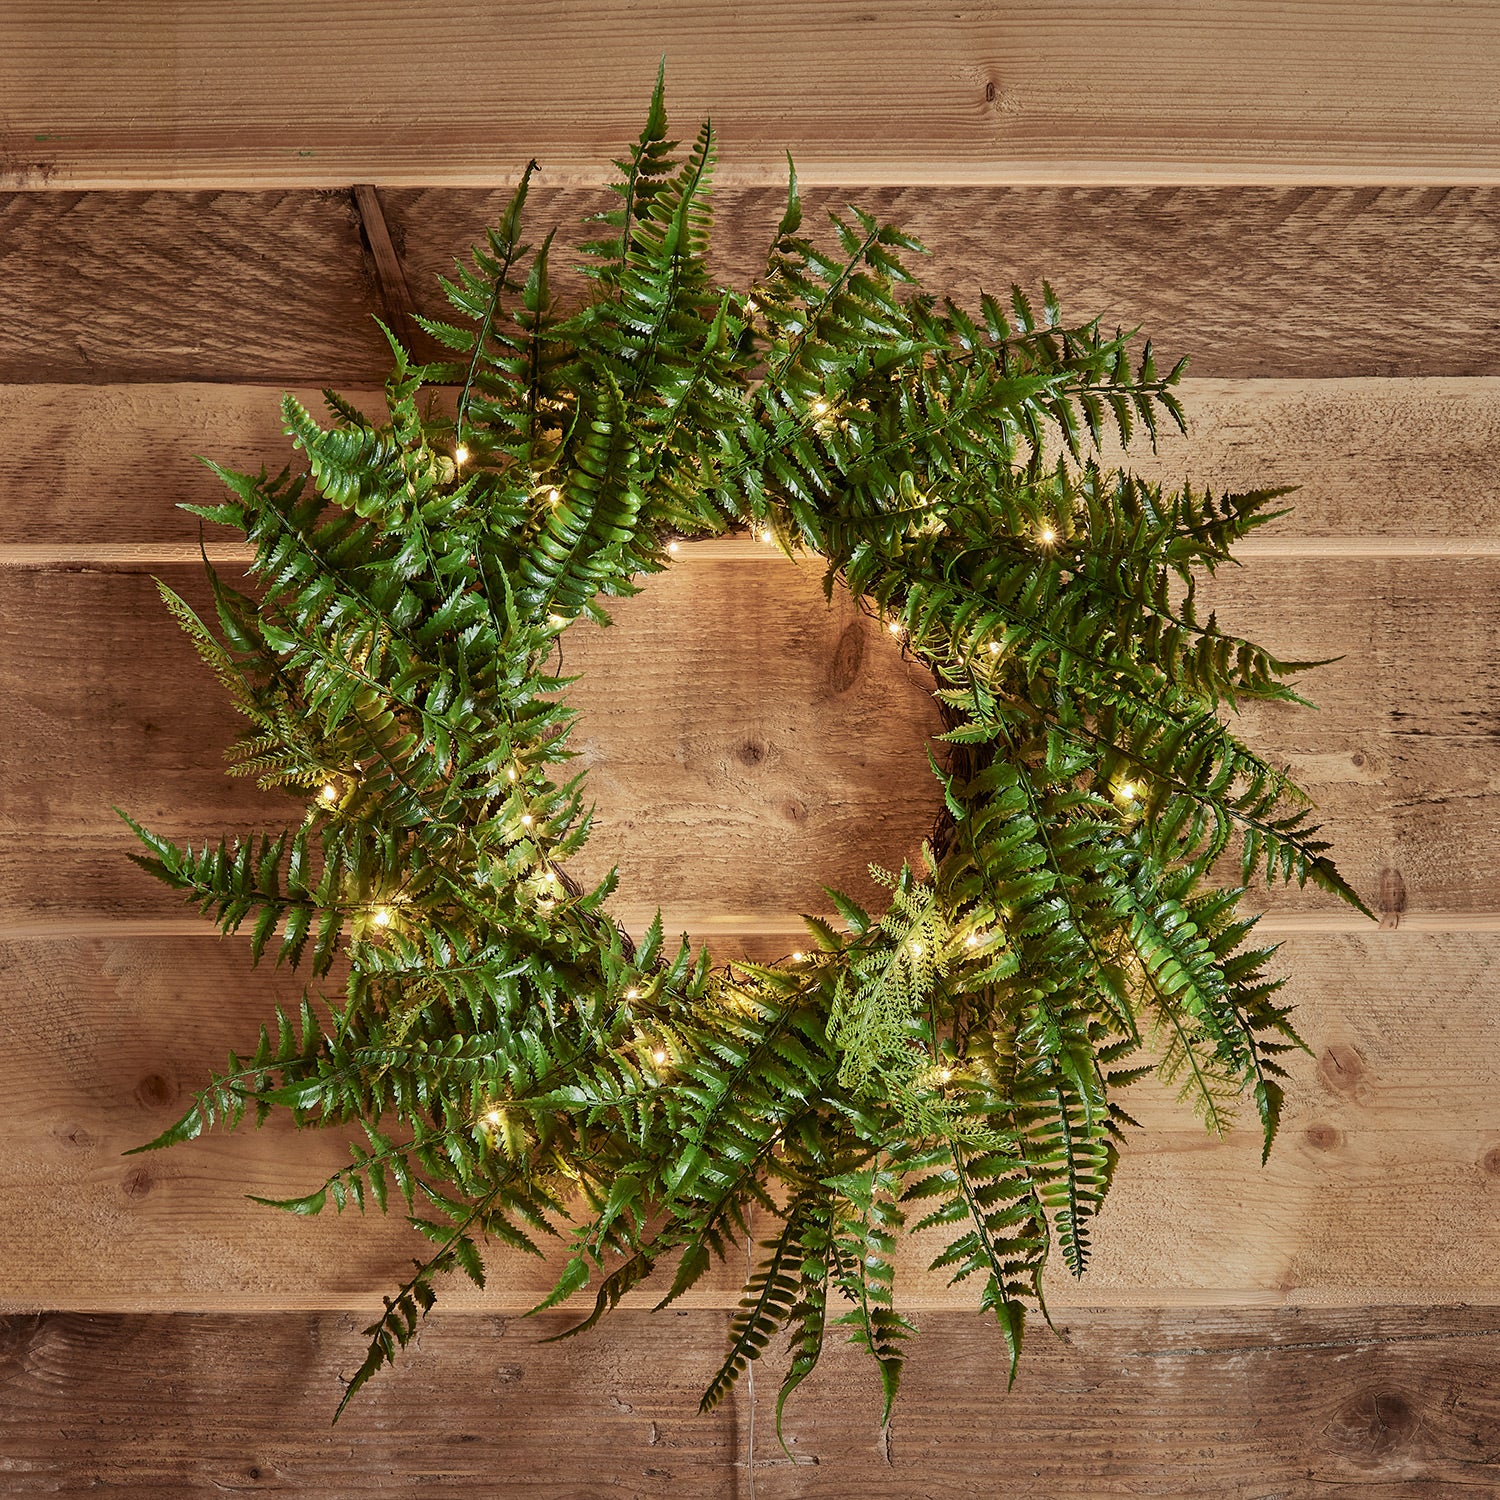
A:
5,537,1500,569
17,165,1500,192
6,1287,1499,1317
2,912,1496,942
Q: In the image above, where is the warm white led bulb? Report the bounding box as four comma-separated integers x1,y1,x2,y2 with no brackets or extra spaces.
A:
667,540,680,554
810,399,829,417
520,813,534,828
790,951,804,963
937,1067,953,1084
988,641,1002,655
1039,525,1058,545
454,444,469,464
507,767,518,782
1118,781,1136,800
547,487,561,505
625,987,640,1000
965,933,979,949
909,939,923,956
319,783,338,803
652,1049,668,1066
483,1108,502,1128
372,907,392,928
887,619,903,636
759,528,773,543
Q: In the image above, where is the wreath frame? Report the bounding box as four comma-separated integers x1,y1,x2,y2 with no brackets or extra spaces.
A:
122,72,1370,1427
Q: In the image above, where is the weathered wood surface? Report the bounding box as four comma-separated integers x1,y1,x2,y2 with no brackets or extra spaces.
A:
5,188,1500,383
1,8,1496,1493
4,2,1499,188
1,550,1494,927
6,378,1500,548
2,932,1495,1311
0,557,946,929
2,1307,1497,1495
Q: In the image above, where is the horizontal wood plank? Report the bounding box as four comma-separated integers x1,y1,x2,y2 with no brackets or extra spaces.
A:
0,558,945,928
3,3,1498,186
2,553,1495,925
1,933,1496,1311
2,1306,1498,1494
7,378,1500,547
4,188,1498,383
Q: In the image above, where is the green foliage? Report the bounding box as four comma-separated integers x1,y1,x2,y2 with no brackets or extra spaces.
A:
123,76,1368,1429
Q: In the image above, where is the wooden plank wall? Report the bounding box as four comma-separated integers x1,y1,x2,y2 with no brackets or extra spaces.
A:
2,6,1499,1493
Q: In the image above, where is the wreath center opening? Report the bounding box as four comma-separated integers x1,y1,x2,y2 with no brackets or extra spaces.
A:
558,536,946,958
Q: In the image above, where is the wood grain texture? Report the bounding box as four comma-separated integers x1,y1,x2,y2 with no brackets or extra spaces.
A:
2,551,1495,926
391,185,1500,381
3,3,1499,187
0,189,389,385
2,933,1495,1311
7,378,1500,548
1,10,1495,1491
2,1307,1498,1495
0,1310,743,1495
4,188,1499,383
0,558,946,930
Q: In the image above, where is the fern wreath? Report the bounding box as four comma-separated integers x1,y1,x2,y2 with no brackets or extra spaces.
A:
123,72,1368,1428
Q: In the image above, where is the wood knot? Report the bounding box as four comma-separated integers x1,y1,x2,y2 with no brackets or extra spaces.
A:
0,1314,47,1365
781,798,809,826
1304,1122,1342,1152
827,621,865,695
1481,1145,1500,1176
1350,751,1364,768
120,1166,153,1201
1327,1388,1420,1459
736,737,767,768
1318,1042,1367,1097
985,80,997,103
58,1124,94,1150
133,1073,176,1109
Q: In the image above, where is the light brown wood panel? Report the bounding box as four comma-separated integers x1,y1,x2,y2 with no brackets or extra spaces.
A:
3,3,1498,187
2,933,1496,1311
3,552,1496,925
2,1306,1498,1495
4,189,1498,383
0,558,945,928
6,378,1500,548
